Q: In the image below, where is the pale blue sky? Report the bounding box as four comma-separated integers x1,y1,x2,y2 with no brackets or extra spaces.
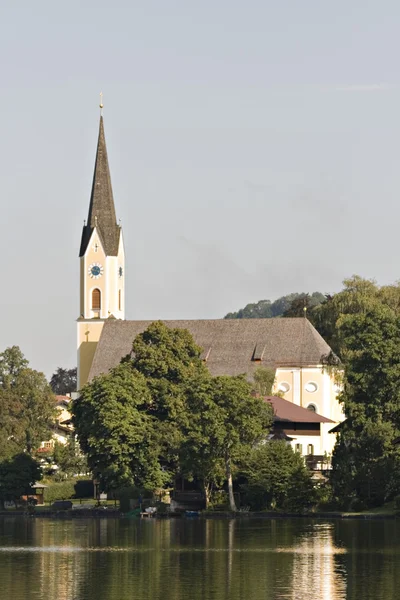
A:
1,0,400,376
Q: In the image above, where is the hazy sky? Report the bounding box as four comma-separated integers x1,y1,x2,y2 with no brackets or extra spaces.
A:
1,0,400,376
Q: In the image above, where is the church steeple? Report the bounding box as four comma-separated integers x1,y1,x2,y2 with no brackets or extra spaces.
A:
79,116,120,257
77,108,125,390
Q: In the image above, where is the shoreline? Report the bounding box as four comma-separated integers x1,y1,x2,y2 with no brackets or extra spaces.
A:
0,510,396,520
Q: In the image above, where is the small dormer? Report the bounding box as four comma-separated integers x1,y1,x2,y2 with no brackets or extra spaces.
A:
252,343,266,363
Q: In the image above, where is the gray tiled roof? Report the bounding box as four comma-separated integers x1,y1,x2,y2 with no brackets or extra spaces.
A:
79,116,120,257
88,318,333,381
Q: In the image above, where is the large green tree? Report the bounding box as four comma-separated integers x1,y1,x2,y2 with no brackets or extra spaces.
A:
182,375,273,511
129,321,209,470
179,374,226,506
73,362,168,490
0,347,55,458
309,276,400,357
74,322,210,491
330,304,400,508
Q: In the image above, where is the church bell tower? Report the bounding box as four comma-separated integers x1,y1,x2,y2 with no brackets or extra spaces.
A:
77,107,125,390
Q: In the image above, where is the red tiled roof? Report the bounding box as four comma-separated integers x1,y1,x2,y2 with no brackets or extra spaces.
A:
264,396,334,424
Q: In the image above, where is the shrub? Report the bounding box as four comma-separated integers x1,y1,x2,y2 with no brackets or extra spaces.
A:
44,481,75,503
240,441,316,512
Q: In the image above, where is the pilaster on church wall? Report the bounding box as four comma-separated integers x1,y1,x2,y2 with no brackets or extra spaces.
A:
117,232,125,319
106,255,118,317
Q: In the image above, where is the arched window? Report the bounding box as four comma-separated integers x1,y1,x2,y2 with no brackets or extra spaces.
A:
307,404,317,413
92,289,101,311
295,443,302,454
307,444,314,455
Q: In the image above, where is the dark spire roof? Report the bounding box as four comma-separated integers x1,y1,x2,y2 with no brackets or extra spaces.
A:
79,116,120,257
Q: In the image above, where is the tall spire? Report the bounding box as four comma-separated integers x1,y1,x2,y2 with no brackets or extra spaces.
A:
79,115,120,257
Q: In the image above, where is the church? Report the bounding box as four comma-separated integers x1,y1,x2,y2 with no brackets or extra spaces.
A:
77,113,344,457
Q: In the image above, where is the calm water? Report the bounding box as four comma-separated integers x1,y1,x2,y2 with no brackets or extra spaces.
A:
0,516,399,600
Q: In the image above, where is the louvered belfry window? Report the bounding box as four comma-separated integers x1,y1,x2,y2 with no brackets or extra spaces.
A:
92,289,101,310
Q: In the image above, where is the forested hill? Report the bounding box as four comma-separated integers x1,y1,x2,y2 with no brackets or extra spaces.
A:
224,292,326,319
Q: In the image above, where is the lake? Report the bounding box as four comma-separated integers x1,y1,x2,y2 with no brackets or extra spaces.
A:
0,516,399,599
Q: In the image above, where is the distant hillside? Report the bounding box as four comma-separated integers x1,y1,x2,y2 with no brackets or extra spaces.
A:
224,292,326,319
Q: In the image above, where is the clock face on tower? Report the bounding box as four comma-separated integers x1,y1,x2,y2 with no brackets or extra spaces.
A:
88,263,103,279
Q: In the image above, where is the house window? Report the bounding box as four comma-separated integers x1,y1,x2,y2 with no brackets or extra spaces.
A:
307,404,317,413
295,443,302,454
308,444,314,455
92,289,101,310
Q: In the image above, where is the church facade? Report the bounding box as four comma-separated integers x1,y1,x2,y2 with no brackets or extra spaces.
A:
77,115,344,457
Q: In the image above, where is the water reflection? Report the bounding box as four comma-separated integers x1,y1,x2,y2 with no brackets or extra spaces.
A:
0,517,398,600
289,523,346,600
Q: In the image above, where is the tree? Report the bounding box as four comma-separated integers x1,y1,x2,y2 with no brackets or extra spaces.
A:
0,453,41,509
224,292,325,320
330,304,400,508
73,362,170,491
213,376,272,511
308,276,398,357
253,366,276,396
240,441,315,511
282,292,326,318
13,369,56,455
183,375,273,511
179,374,227,506
129,321,209,468
0,347,56,457
52,439,88,478
50,367,77,395
0,346,29,389
73,322,208,492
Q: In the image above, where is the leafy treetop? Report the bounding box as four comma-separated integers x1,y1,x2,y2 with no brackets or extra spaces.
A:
50,367,77,395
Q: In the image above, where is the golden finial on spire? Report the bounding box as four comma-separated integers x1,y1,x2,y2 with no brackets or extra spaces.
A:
99,91,104,116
